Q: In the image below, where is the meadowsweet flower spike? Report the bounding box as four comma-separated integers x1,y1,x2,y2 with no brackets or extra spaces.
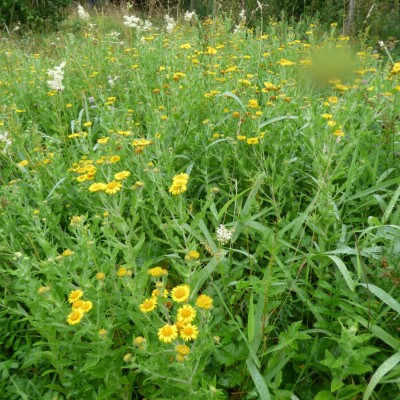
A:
216,224,233,244
47,62,66,91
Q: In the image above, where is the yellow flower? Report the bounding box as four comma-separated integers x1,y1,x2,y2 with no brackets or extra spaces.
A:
133,336,146,346
180,43,191,49
62,249,74,257
196,294,213,310
97,137,109,144
89,182,107,192
114,171,131,180
177,304,196,324
37,286,50,294
104,181,122,194
237,135,246,141
109,155,120,163
171,285,190,303
277,59,295,66
247,99,258,108
246,137,259,145
334,83,349,91
169,184,187,195
390,62,400,75
321,114,332,119
180,323,199,341
80,300,93,313
72,300,84,309
175,344,191,355
83,122,92,127
18,160,29,167
67,309,84,325
148,266,168,277
117,267,127,277
176,353,186,362
152,288,169,298
185,250,200,260
334,129,345,137
96,271,106,280
98,329,108,337
70,215,83,225
68,289,83,304
139,298,157,313
158,324,178,343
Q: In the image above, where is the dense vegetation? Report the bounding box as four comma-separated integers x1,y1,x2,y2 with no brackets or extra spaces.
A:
0,4,399,400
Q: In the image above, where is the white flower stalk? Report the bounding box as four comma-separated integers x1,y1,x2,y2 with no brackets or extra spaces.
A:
0,131,12,152
123,15,153,32
184,10,196,22
123,15,141,28
165,15,176,33
77,5,90,20
47,61,66,91
216,224,233,245
239,9,246,23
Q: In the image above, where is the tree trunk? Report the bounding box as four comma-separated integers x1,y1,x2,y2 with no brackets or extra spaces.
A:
345,0,356,34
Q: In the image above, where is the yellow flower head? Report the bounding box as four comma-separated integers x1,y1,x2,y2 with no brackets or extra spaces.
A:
177,304,196,324
175,344,191,355
117,267,127,277
89,182,107,192
185,250,200,260
196,294,213,310
72,300,84,309
148,266,168,277
114,171,131,181
80,300,93,313
180,323,199,341
247,99,258,108
152,288,169,298
133,336,146,346
171,285,190,303
246,137,259,145
68,289,83,304
96,271,106,280
67,309,84,325
169,184,187,195
158,324,178,343
139,298,157,313
105,181,122,194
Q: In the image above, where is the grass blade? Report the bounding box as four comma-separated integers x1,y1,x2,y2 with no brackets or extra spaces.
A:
363,352,400,400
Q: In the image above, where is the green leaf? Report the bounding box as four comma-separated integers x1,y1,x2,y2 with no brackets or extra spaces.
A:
331,377,344,392
248,291,255,343
314,391,335,400
246,358,271,400
358,283,400,315
346,177,400,201
382,184,400,224
327,255,355,291
363,352,400,400
258,115,298,129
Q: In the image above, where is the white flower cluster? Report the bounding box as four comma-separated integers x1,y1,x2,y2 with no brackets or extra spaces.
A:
234,9,246,33
0,131,12,152
164,15,176,33
216,224,233,245
123,15,153,32
77,5,90,20
184,10,196,22
239,9,246,22
47,61,66,91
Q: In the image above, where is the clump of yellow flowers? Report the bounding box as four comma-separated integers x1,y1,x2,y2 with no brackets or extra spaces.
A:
66,289,93,325
169,173,189,195
138,266,213,361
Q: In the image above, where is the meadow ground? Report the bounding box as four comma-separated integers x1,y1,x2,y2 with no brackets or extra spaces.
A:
1,5,400,400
